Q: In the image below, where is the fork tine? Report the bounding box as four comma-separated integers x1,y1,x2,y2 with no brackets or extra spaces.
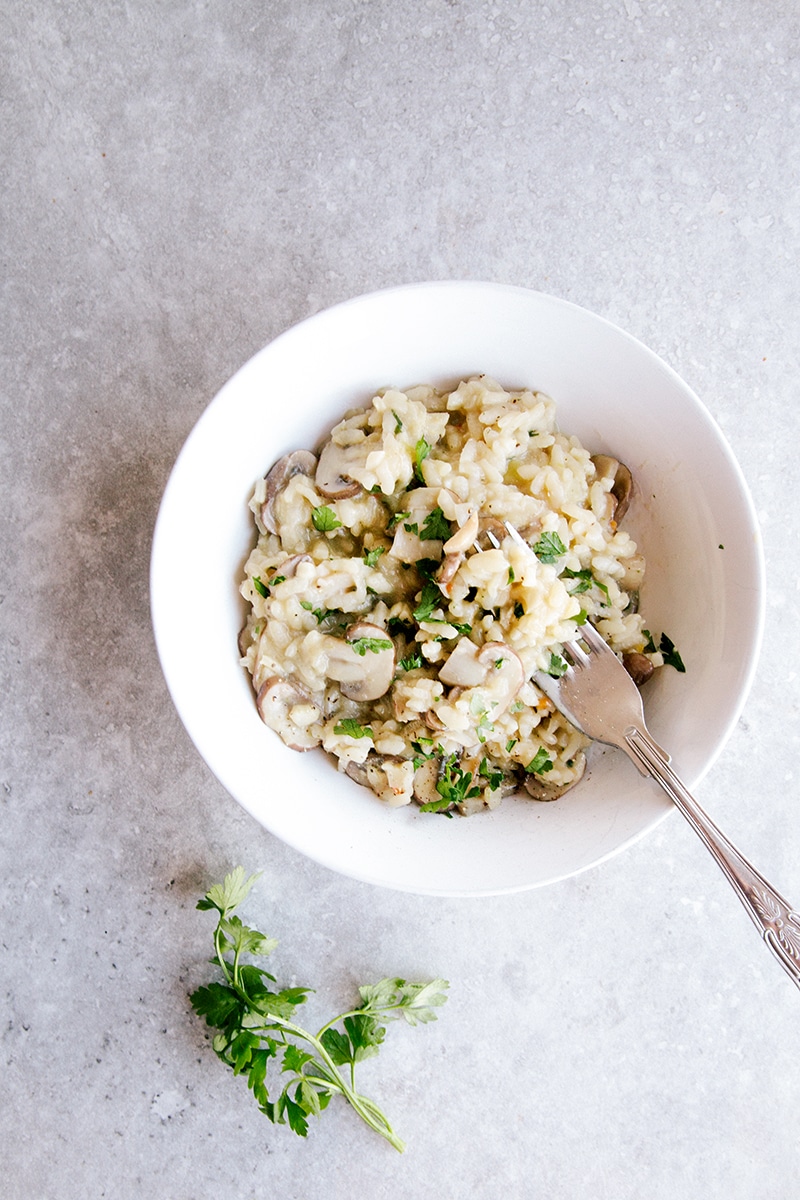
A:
503,521,528,549
562,638,589,666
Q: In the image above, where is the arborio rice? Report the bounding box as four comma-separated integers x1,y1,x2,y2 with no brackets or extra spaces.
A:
239,377,669,816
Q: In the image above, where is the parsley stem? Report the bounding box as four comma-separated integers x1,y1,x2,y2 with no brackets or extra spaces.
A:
211,927,405,1151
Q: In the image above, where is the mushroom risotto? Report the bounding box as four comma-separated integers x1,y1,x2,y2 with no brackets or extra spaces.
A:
239,377,667,815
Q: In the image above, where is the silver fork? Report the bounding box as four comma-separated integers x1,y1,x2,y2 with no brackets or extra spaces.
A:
533,616,800,990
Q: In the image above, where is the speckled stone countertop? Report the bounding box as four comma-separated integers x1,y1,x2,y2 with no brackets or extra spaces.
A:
3,3,800,1197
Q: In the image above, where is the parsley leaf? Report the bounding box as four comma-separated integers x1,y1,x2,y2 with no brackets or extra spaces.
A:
311,505,342,533
479,758,504,791
533,531,567,563
349,636,393,656
301,601,331,624
525,747,554,775
363,546,386,568
562,567,609,601
391,410,403,433
413,580,443,622
253,576,269,598
399,651,423,671
413,438,430,482
334,719,374,740
191,869,448,1152
546,651,568,677
419,752,481,812
659,632,686,672
420,507,452,541
387,510,410,531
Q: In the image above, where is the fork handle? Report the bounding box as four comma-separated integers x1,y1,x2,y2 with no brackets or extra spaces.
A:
624,725,800,991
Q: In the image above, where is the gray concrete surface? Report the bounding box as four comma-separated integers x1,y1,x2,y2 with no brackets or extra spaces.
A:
3,2,799,1196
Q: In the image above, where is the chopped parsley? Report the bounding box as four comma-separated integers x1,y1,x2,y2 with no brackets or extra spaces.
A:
387,510,410,531
420,507,452,542
392,410,403,433
398,650,423,671
546,651,569,677
420,753,481,813
349,636,393,656
311,505,342,533
403,521,419,534
533,531,567,563
300,601,331,624
514,601,525,619
562,567,610,601
659,632,686,672
334,719,374,740
252,576,269,599
413,580,443,622
525,747,554,775
479,758,504,791
363,546,386,568
416,557,440,581
413,438,430,483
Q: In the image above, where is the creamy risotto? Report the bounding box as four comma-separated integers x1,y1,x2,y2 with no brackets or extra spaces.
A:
239,377,666,815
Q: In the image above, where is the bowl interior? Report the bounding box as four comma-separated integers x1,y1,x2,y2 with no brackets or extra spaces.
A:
151,283,764,895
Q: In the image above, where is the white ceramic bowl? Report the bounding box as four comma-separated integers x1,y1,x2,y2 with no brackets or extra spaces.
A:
151,282,764,896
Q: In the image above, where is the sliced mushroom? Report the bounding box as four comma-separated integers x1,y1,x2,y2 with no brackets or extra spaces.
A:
523,751,587,800
316,439,362,499
591,455,633,524
388,486,453,562
439,637,487,687
436,510,479,595
261,450,317,534
255,676,321,751
437,552,463,596
345,754,414,806
622,652,654,686
442,509,479,556
323,621,395,701
276,553,312,579
425,690,462,731
474,642,525,715
412,756,442,806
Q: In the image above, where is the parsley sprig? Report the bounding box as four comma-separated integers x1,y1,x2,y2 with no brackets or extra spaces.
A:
190,868,448,1152
420,752,481,813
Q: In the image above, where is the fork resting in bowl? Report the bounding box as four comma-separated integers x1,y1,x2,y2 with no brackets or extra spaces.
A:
533,608,800,991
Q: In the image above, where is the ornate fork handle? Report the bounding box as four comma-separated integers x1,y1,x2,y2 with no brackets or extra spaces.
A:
625,725,800,990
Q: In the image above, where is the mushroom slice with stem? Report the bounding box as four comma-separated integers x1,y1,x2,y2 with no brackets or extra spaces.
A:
472,643,525,716
591,455,633,524
255,676,321,751
261,450,318,534
437,509,479,596
323,621,396,701
438,637,487,687
316,439,362,499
